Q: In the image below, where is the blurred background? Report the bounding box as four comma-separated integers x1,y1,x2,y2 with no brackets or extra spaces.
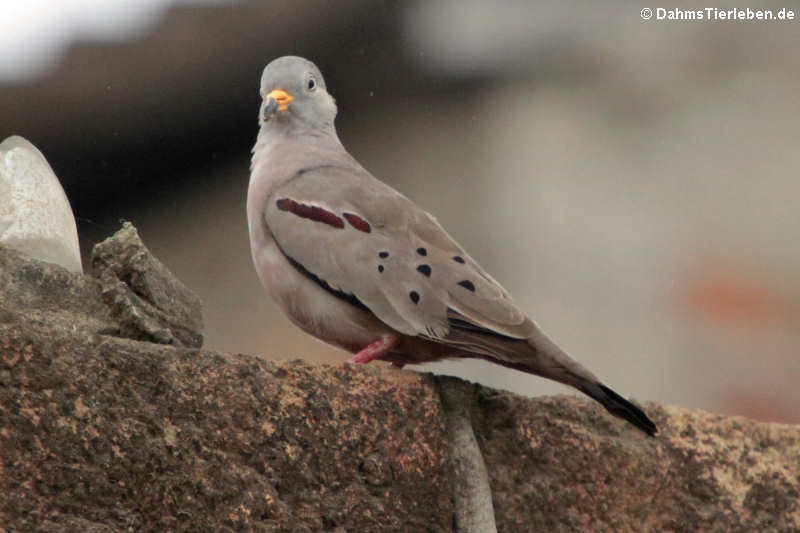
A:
2,0,798,423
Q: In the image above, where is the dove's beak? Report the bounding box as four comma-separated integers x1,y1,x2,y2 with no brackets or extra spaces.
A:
263,89,294,121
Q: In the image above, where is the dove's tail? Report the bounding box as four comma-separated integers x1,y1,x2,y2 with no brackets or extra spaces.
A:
495,359,658,436
522,326,657,437
492,357,657,437
447,321,658,436
526,326,657,436
575,381,657,437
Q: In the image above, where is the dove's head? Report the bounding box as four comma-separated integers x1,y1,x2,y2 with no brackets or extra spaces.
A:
259,56,338,134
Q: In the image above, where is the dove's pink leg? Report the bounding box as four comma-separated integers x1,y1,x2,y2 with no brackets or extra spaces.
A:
347,336,399,364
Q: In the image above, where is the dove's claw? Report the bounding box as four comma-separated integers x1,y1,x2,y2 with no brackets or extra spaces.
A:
347,336,399,364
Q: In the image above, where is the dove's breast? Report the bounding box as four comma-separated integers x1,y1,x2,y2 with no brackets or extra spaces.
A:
249,226,393,353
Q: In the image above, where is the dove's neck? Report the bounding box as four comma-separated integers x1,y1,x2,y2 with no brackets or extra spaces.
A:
249,122,348,202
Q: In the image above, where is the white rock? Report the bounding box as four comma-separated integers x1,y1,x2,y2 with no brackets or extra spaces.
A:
0,136,82,272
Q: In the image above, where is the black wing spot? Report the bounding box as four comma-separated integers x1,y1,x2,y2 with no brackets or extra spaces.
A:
378,265,384,273
453,256,465,264
409,291,420,304
417,264,432,277
417,247,427,256
379,251,389,259
458,280,476,292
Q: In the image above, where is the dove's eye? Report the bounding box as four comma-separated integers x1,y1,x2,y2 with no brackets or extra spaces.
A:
307,77,317,91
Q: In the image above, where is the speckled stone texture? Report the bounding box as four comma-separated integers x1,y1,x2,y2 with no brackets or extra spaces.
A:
1,225,799,532
0,328,450,532
472,390,800,533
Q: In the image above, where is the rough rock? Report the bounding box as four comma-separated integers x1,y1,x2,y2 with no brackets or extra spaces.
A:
471,390,800,533
0,327,450,532
91,222,203,348
0,245,109,337
0,136,82,273
1,226,799,532
0,223,202,349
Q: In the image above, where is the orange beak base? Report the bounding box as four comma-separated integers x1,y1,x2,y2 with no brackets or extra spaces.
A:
267,89,293,112
263,89,294,122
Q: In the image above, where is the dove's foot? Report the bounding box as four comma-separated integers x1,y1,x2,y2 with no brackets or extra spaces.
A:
347,336,399,364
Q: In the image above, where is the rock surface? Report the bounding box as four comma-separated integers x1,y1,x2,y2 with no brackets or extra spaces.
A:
472,392,800,533
0,329,450,532
91,222,203,348
0,223,202,349
0,136,82,273
1,226,799,532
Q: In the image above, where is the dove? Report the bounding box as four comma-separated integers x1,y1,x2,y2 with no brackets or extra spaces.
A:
247,56,657,436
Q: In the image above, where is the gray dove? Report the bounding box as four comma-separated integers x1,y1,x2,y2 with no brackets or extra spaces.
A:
247,56,656,436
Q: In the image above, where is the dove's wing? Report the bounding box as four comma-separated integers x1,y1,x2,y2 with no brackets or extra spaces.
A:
263,163,534,343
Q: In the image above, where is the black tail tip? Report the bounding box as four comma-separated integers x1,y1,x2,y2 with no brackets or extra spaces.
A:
582,383,658,437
